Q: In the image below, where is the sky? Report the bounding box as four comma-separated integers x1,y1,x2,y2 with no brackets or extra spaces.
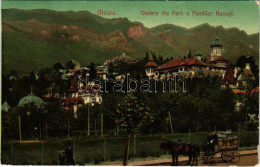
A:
1,1,259,34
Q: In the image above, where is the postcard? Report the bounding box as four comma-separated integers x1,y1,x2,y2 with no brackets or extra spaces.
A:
1,0,259,166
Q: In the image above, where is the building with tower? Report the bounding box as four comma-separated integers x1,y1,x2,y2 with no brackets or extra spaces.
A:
62,74,102,116
144,37,230,79
145,56,158,79
221,63,256,89
206,37,230,77
208,37,223,61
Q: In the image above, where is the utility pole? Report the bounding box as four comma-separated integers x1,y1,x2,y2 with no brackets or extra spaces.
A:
238,124,241,147
68,121,70,139
11,142,13,165
133,134,136,159
18,116,22,142
168,111,173,134
45,121,48,138
88,103,94,136
188,129,191,143
39,124,42,138
117,123,119,136
95,119,97,136
101,112,103,138
73,138,76,160
104,136,106,161
88,104,90,136
41,141,43,165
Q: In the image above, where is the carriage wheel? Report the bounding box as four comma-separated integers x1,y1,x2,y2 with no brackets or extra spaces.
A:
202,156,209,164
208,156,214,164
232,152,240,163
221,151,233,162
203,156,214,164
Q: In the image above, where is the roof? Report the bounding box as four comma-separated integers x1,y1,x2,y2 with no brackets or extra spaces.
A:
79,84,100,92
67,75,79,92
210,64,228,69
243,69,255,80
210,37,223,48
97,71,104,75
158,58,207,70
250,87,259,94
145,61,158,67
145,56,157,68
2,101,10,112
62,97,84,106
18,93,45,107
59,69,67,73
68,69,76,74
222,67,237,85
233,89,245,95
185,58,207,66
149,56,154,61
195,50,202,56
67,74,101,93
215,56,228,62
233,87,259,95
128,59,143,64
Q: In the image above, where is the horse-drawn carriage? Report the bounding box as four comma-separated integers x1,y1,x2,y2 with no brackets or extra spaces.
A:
202,131,240,164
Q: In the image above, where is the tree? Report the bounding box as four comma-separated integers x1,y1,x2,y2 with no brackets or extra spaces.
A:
53,63,64,71
187,49,192,58
236,79,259,128
157,55,164,65
28,71,37,86
89,62,97,81
116,94,152,166
144,52,149,62
164,57,169,63
65,60,76,69
2,75,9,100
7,70,18,80
108,63,114,75
2,106,19,139
3,103,47,140
45,101,74,137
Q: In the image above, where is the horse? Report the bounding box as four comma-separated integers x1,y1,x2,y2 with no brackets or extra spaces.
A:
178,143,200,166
160,139,200,166
160,139,180,166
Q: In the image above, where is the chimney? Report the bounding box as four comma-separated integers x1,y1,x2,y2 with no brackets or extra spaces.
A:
245,63,251,70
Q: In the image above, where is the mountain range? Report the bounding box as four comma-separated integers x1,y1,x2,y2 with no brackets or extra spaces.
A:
2,9,259,75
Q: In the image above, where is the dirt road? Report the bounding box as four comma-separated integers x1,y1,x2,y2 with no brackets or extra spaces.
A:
101,150,258,166
160,154,258,166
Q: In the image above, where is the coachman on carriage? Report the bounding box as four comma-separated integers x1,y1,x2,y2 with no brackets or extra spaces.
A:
202,131,240,164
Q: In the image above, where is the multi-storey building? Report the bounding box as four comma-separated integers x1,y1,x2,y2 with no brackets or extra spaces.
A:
145,37,230,79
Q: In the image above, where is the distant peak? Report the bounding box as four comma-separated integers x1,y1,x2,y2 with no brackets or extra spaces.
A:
190,23,213,30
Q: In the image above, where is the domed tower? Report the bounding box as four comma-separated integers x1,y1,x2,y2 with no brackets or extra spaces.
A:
210,37,223,61
195,49,202,61
145,56,157,79
18,88,45,107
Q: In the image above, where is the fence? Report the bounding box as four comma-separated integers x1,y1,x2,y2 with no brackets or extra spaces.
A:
1,130,258,165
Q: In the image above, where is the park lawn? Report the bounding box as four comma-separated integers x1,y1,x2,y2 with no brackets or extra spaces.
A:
1,131,258,165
